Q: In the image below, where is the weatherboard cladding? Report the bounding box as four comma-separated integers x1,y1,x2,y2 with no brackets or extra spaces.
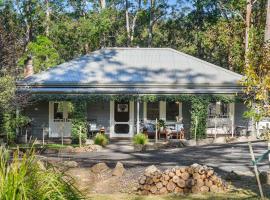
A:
18,48,243,94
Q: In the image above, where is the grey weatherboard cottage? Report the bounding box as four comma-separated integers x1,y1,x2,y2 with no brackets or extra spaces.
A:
17,48,249,140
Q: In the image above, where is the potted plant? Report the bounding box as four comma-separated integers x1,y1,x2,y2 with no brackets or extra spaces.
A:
133,133,148,151
158,119,166,132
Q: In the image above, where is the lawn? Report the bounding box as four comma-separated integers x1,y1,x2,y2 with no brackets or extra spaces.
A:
87,190,262,200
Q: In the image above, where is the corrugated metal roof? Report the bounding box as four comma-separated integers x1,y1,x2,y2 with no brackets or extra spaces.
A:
19,48,243,87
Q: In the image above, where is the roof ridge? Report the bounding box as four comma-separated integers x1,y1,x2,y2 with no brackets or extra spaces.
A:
100,47,172,50
168,48,242,78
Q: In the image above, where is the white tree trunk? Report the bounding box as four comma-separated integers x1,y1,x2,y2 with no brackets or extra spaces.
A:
99,0,106,9
265,0,270,42
125,0,131,46
245,0,252,66
45,0,50,37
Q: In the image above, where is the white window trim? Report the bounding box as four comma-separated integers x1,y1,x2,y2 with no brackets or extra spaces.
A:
144,101,183,123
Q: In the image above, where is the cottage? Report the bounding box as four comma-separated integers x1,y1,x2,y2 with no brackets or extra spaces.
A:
17,48,249,140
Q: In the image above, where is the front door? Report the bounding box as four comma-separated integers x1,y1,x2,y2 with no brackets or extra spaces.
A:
110,101,134,138
49,101,72,138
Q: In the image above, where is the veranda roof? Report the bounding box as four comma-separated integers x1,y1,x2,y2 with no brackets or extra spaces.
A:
17,48,243,94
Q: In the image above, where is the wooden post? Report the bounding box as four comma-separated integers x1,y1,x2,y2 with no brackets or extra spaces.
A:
214,116,217,139
248,142,264,198
256,121,260,138
25,130,28,143
42,128,45,146
155,118,158,143
137,100,140,134
61,123,64,146
194,116,198,141
79,126,82,148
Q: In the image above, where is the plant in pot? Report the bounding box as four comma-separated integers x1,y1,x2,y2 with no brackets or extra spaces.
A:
158,119,166,132
133,133,148,151
13,115,31,143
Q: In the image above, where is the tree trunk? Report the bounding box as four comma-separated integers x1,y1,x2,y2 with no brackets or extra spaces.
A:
130,0,141,45
148,0,155,47
99,0,106,9
45,0,50,37
265,0,270,42
125,0,131,46
245,0,252,66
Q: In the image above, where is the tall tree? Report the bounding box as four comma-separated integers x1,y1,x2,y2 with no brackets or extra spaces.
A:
265,0,270,42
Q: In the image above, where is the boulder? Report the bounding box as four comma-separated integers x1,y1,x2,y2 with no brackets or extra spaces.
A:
60,146,74,153
181,139,196,146
90,162,110,173
134,144,145,152
213,137,227,144
44,148,58,154
85,139,94,145
259,171,270,185
62,161,78,168
112,162,125,177
196,138,214,146
37,160,46,170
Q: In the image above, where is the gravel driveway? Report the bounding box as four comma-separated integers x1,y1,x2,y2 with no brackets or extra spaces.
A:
43,140,269,174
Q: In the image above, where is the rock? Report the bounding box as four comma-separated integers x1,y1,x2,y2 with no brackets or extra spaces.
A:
180,139,196,146
134,144,145,152
90,162,110,173
259,171,270,185
62,161,78,168
196,138,214,146
60,146,74,153
112,162,125,177
85,139,94,145
44,148,58,154
225,171,241,181
213,137,227,144
144,165,159,176
37,160,46,170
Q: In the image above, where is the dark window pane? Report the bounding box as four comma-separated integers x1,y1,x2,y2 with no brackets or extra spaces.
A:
147,102,159,120
114,124,129,134
166,102,179,121
220,103,229,117
54,102,63,119
208,103,216,118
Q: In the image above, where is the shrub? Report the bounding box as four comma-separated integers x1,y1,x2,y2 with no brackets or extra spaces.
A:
94,133,109,146
71,101,87,144
133,133,148,145
0,146,82,199
71,120,87,144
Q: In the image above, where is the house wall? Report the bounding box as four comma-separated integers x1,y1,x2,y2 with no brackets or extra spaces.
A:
23,101,49,139
87,101,110,133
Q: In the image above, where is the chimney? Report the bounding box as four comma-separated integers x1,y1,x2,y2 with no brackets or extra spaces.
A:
24,56,34,78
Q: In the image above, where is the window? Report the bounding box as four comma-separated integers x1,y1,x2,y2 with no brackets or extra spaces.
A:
54,102,64,119
166,102,179,121
208,102,229,118
147,102,159,120
220,103,229,117
208,103,216,118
